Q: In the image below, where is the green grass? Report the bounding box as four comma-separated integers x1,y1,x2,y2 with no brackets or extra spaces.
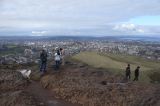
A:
0,45,25,56
72,51,160,82
6,45,17,49
103,53,160,69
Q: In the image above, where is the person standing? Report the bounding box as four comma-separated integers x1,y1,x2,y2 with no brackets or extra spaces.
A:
40,50,48,73
60,48,65,65
126,64,131,80
133,66,140,81
54,49,61,70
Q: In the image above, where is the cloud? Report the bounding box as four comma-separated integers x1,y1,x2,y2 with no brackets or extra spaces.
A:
113,24,136,31
0,0,160,36
137,29,145,33
31,31,47,36
113,24,145,34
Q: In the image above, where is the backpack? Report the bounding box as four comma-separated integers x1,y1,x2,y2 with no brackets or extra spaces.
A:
57,50,60,55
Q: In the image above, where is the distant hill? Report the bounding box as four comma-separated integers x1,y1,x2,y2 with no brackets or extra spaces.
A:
1,35,160,42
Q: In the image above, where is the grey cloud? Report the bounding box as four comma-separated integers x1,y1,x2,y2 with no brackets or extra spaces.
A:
0,0,160,36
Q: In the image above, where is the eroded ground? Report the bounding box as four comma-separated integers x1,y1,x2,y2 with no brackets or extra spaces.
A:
41,62,160,106
0,62,160,106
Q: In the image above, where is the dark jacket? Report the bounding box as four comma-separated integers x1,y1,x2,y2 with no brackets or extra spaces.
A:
126,66,131,75
135,68,139,76
40,51,47,63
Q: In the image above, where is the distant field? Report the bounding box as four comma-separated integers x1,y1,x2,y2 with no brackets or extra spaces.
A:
0,45,25,56
72,52,160,82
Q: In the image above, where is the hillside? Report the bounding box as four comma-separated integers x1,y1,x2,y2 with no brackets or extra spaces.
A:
40,60,160,106
1,52,160,106
72,52,160,82
0,64,80,106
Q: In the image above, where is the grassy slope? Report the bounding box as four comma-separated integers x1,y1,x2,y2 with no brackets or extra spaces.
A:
72,52,160,82
104,53,160,69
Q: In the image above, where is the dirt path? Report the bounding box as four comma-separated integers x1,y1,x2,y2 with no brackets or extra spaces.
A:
25,81,80,106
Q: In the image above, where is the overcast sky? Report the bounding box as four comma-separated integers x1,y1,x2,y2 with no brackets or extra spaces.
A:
0,0,160,36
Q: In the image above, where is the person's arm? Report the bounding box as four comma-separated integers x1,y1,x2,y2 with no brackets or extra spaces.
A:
40,53,42,59
46,53,48,57
62,50,65,55
126,67,128,71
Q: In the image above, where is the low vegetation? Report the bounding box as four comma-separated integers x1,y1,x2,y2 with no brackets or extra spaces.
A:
0,44,26,56
72,52,160,82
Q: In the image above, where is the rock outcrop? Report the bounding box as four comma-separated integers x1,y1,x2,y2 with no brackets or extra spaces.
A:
0,68,41,106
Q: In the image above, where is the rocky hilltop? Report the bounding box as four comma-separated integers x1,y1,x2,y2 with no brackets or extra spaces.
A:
0,66,41,106
0,62,160,106
41,62,160,106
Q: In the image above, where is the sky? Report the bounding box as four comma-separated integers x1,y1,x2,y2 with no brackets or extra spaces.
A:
0,0,160,36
